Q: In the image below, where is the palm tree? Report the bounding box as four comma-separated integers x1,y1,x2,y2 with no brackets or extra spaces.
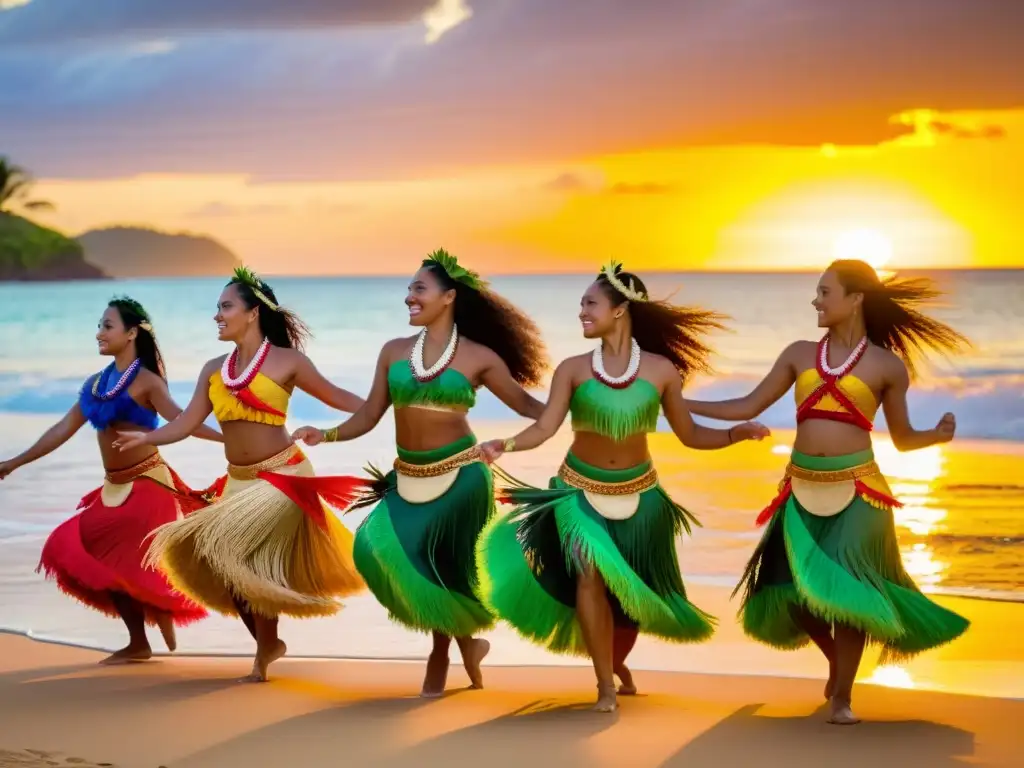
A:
0,157,54,214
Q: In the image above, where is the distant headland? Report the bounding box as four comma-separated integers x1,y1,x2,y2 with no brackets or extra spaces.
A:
0,218,241,282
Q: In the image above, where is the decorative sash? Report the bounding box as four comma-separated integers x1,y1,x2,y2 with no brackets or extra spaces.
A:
99,452,176,509
756,458,901,526
557,461,659,521
393,445,481,504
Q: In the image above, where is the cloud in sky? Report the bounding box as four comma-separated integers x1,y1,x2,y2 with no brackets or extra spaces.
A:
0,0,440,45
2,0,1023,181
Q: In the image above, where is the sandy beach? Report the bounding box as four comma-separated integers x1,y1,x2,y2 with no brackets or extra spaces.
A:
2,586,1022,768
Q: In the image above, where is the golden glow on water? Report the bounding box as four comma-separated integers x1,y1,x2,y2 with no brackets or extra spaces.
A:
874,438,950,584
865,664,916,689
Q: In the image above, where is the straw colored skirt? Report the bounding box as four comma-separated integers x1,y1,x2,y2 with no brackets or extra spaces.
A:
477,451,716,656
737,449,970,661
37,452,208,626
353,435,496,636
144,444,365,619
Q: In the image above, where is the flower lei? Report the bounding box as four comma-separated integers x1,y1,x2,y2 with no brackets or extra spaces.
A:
410,324,459,382
592,338,641,389
91,359,142,401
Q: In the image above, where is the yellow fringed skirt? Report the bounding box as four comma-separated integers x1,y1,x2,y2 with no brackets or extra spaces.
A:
144,445,365,619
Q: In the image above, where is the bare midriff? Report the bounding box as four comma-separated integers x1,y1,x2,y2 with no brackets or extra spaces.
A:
569,431,652,470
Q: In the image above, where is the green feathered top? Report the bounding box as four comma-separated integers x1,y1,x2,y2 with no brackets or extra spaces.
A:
388,360,476,411
570,377,660,442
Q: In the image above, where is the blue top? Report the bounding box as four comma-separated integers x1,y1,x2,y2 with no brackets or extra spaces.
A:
78,363,157,431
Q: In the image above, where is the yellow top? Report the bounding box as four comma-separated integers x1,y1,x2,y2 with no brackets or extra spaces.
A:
208,371,289,426
794,368,879,424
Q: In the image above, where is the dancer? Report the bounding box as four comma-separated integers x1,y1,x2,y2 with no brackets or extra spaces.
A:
476,262,769,712
685,259,970,725
0,297,222,664
292,249,547,697
115,267,367,682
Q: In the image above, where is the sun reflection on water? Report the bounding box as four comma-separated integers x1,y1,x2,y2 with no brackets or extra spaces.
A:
875,438,951,586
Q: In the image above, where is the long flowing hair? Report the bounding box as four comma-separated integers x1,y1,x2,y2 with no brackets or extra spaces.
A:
596,266,727,380
829,259,969,376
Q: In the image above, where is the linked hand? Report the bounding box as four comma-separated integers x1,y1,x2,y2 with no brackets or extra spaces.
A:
0,460,18,480
291,426,325,446
478,439,506,464
733,421,771,442
113,431,148,452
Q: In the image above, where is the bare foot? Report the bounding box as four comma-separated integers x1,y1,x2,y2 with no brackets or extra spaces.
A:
99,644,152,665
827,697,861,725
420,651,450,698
461,638,490,690
155,612,177,652
238,640,287,683
593,682,618,713
615,664,637,695
823,660,837,699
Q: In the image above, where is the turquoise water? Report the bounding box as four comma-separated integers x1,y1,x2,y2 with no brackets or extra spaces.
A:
0,271,1022,661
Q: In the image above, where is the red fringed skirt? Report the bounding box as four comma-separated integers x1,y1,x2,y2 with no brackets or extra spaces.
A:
37,452,209,626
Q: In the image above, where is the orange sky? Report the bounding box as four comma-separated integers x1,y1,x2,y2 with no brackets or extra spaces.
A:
5,1,1023,274
27,108,1022,275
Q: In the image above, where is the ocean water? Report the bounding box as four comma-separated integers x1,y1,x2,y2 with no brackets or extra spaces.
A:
0,271,1022,669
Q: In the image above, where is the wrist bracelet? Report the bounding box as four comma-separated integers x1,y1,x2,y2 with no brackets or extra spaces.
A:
727,426,735,445
322,426,339,443
503,437,516,452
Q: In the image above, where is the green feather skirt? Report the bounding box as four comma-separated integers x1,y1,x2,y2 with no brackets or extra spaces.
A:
477,452,716,656
353,435,495,637
737,450,969,662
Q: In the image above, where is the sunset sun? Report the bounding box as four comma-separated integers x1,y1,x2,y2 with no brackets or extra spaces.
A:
832,228,894,272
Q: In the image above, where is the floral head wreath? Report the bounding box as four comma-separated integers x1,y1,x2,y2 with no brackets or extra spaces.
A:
424,248,489,292
110,295,154,333
601,260,648,302
232,265,280,311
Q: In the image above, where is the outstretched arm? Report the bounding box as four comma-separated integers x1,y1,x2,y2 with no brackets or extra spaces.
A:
145,376,223,443
116,360,217,450
685,342,801,421
479,360,574,461
479,353,545,420
292,344,393,445
882,357,955,451
0,404,87,477
294,354,365,414
663,373,769,450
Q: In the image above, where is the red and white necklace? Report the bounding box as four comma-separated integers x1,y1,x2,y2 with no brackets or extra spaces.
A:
410,325,458,383
819,334,868,378
592,338,641,389
222,338,271,391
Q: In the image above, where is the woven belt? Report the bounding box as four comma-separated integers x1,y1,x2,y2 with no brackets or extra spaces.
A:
558,462,658,496
104,452,165,485
227,444,303,481
393,446,481,478
784,460,880,484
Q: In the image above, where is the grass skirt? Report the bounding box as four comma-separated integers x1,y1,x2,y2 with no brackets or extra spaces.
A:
144,445,365,619
353,435,495,636
477,452,715,656
37,453,208,626
738,449,970,661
